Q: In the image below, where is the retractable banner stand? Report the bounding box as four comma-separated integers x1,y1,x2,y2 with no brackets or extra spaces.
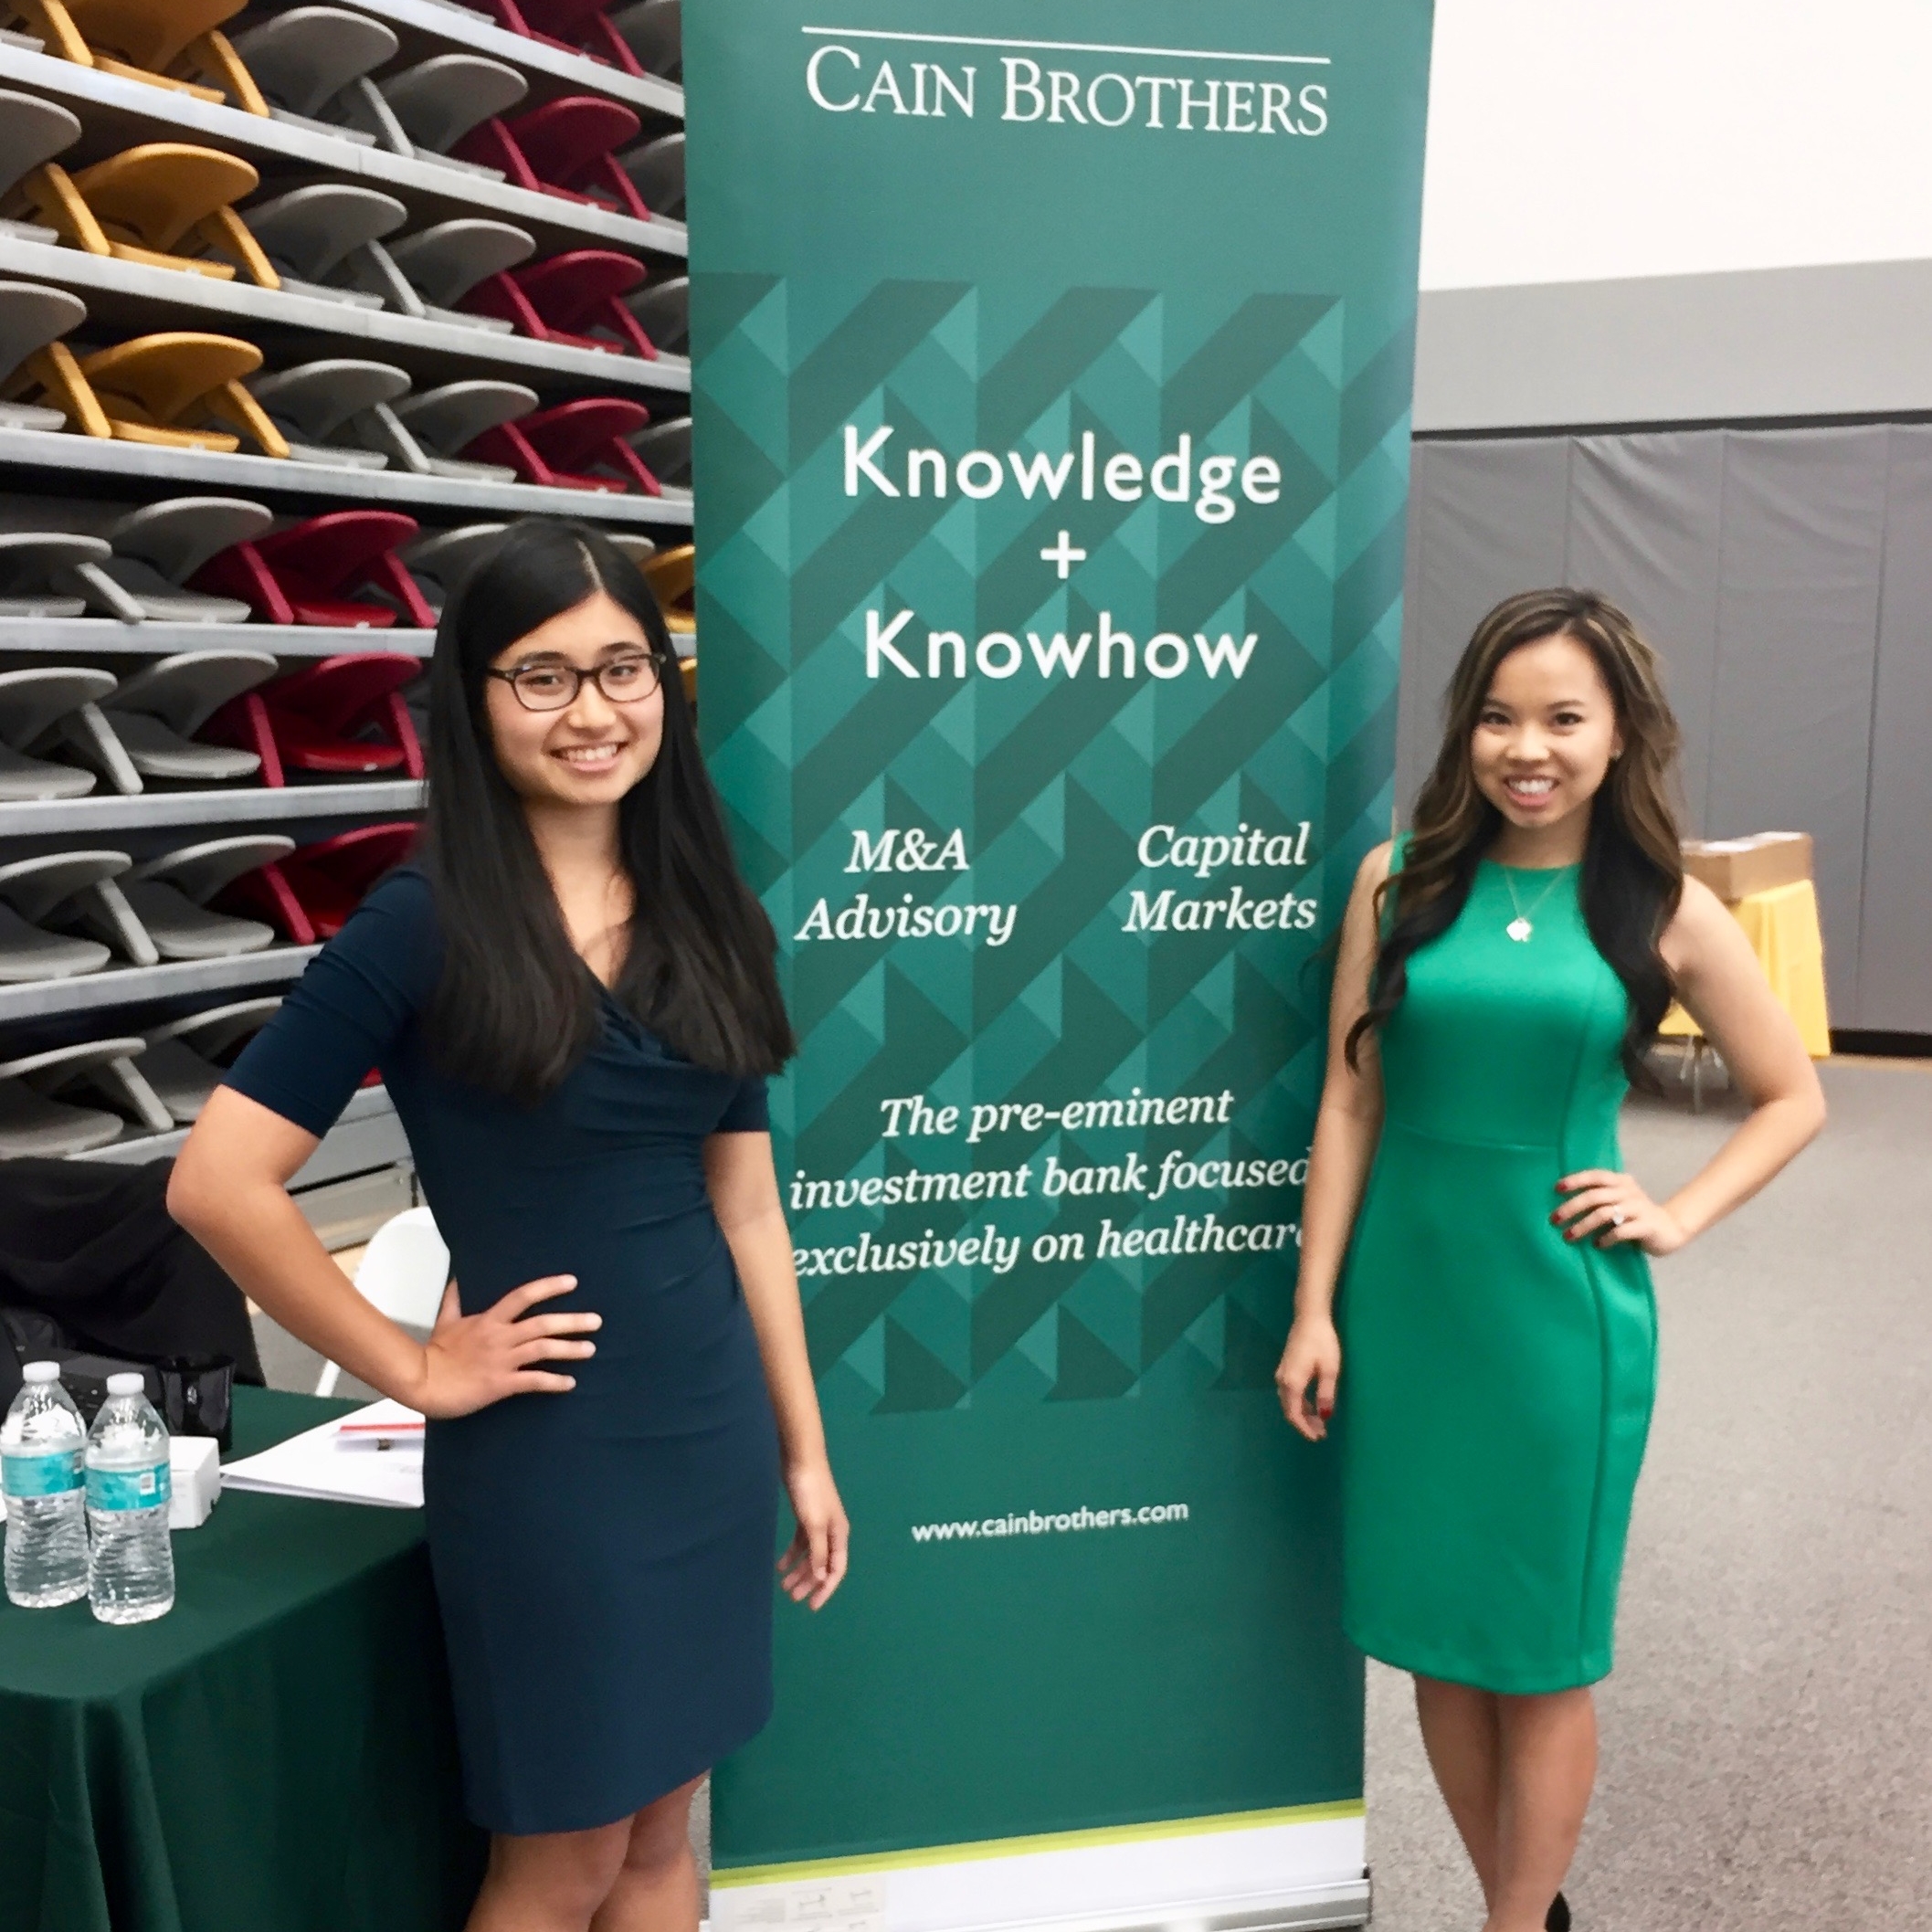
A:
688,7,1433,1930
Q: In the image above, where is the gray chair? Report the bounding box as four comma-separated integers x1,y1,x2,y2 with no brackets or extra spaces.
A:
91,651,279,785
227,6,396,143
121,836,293,960
629,416,690,487
382,219,532,332
0,282,88,433
140,996,281,1122
0,533,112,618
402,523,506,613
618,131,683,219
249,359,409,469
627,274,687,353
0,1040,168,1156
242,185,407,309
381,381,536,482
60,497,272,624
610,0,679,77
0,668,113,800
360,53,527,175
607,533,658,570
0,91,80,244
0,850,153,975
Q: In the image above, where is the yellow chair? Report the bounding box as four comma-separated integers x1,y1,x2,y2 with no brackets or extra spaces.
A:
11,0,270,115
15,331,288,456
642,542,694,634
16,144,280,288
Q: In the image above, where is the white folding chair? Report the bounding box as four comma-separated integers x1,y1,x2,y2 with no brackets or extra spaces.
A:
316,1206,449,1396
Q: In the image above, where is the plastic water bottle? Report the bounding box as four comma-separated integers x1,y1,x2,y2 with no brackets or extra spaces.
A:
86,1373,174,1625
2,1362,89,1609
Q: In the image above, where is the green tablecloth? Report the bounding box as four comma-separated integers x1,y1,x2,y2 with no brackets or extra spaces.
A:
0,1389,484,1932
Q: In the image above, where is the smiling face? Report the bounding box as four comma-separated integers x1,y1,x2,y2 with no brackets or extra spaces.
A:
482,589,665,810
1470,632,1623,839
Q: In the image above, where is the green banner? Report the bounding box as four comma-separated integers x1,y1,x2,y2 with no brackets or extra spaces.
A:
688,5,1432,1923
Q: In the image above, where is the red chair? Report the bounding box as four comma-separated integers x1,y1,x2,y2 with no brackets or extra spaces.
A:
204,655,424,787
501,0,645,74
463,251,657,358
464,397,660,495
190,512,438,629
480,0,646,76
456,98,650,224
218,820,418,944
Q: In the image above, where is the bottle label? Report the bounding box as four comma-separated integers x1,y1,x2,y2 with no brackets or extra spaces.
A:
3,1448,84,1498
86,1463,173,1512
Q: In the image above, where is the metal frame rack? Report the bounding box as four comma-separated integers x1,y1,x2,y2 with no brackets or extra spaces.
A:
0,0,687,1196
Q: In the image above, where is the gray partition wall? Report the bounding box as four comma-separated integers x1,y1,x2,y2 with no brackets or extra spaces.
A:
1399,427,1932,1034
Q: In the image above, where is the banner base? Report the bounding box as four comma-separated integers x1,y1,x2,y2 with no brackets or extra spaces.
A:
713,1811,1370,1932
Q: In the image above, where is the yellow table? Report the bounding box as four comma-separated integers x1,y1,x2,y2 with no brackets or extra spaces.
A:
1661,877,1832,1059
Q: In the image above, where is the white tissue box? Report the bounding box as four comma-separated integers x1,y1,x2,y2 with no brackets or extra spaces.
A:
169,1437,222,1530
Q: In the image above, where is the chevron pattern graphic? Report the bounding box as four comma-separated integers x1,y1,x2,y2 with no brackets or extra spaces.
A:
697,275,1412,1416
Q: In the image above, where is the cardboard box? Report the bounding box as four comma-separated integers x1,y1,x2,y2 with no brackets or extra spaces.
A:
1683,831,1813,902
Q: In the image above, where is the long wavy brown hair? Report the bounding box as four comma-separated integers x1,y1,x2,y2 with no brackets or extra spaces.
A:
1346,587,1686,1085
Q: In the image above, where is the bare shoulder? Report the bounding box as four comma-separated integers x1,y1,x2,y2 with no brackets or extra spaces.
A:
1355,839,1396,897
1661,873,1733,966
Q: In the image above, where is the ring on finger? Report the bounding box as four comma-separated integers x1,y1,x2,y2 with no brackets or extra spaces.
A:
1610,1209,1626,1227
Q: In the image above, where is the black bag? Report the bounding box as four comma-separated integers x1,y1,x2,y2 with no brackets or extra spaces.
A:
0,1157,260,1415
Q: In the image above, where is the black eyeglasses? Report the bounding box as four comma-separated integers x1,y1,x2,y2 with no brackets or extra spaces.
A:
487,654,666,713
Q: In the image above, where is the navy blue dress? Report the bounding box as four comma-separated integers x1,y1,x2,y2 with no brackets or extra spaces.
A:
225,870,780,1835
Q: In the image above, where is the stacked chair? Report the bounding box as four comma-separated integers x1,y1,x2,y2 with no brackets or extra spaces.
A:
18,141,282,288
192,511,437,630
137,994,280,1122
58,496,271,621
0,1039,173,1154
465,248,659,355
458,95,652,222
12,0,271,115
385,378,537,480
345,51,529,176
242,181,406,308
627,273,686,354
248,359,408,470
610,0,678,79
205,649,426,785
488,0,647,78
0,668,117,799
227,5,397,141
3,308,290,457
223,819,415,942
619,131,682,221
0,92,83,243
0,280,91,433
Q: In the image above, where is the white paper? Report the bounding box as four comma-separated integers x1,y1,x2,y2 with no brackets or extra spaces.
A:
221,1399,426,1509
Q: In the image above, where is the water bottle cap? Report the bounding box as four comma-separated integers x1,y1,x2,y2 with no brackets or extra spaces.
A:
21,1361,59,1382
105,1373,146,1397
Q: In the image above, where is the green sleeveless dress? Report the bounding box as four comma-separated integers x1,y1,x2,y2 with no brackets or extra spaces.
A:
1336,855,1657,1693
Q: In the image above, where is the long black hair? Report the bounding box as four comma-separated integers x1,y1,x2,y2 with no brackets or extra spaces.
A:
1346,587,1685,1088
417,518,795,1102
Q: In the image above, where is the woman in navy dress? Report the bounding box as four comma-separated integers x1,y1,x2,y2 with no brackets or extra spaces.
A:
171,519,848,1931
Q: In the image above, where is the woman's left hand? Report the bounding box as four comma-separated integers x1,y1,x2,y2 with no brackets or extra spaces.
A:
1553,1170,1690,1257
777,1459,850,1610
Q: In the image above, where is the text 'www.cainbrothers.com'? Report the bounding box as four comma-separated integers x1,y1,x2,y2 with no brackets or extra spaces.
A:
910,1503,1191,1544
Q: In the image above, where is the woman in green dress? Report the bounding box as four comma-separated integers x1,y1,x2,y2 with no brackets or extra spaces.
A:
1276,589,1825,1932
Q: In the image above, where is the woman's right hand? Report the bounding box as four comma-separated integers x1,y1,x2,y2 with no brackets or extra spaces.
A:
409,1276,602,1419
1275,1316,1341,1442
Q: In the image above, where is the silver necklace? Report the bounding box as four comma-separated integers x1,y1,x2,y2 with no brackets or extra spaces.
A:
1501,865,1568,943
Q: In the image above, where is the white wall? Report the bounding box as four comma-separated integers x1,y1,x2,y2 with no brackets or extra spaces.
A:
1420,0,1932,290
